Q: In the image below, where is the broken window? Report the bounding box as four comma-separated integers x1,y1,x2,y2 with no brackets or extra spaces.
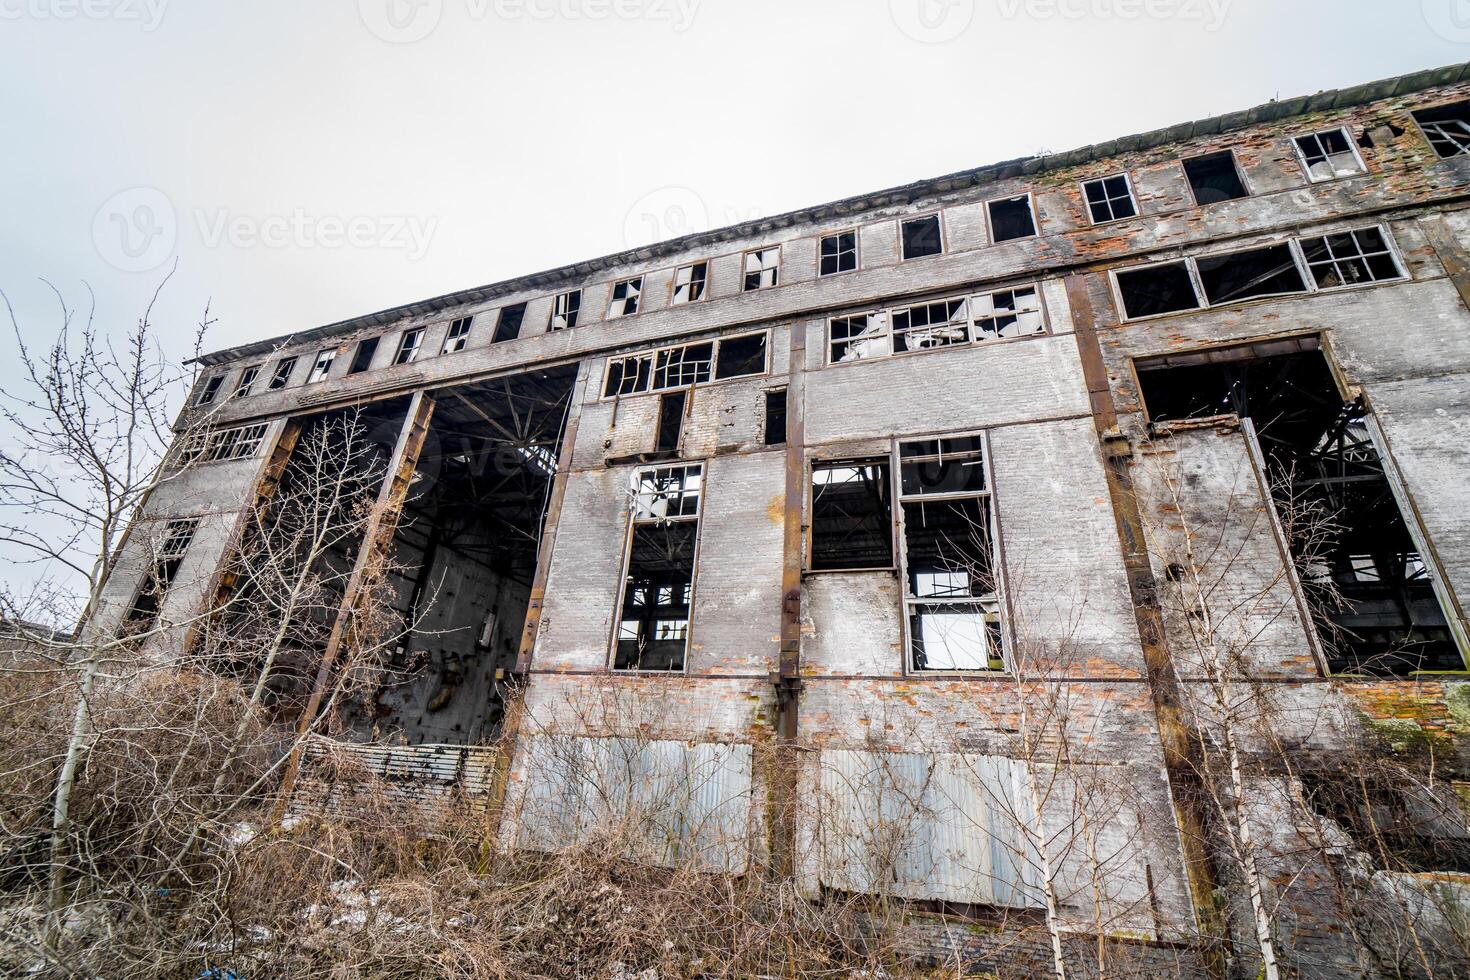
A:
829,312,891,363
654,342,714,389
394,327,425,365
307,348,336,383
617,464,704,672
123,517,200,632
656,391,686,454
714,332,767,379
900,214,943,260
829,285,1046,363
897,437,1004,672
820,231,858,276
1293,128,1365,181
1301,773,1470,873
550,289,581,330
441,316,474,354
1195,243,1307,306
1115,262,1201,319
233,365,260,399
609,277,642,318
987,196,1037,243
810,460,892,571
1299,227,1404,289
602,333,766,398
1183,150,1249,205
268,357,297,390
493,304,525,343
673,261,708,304
196,374,224,405
972,286,1044,340
349,337,380,374
1137,345,1464,675
763,388,787,446
743,247,780,291
1082,174,1137,223
893,298,969,353
1413,100,1470,158
177,422,270,467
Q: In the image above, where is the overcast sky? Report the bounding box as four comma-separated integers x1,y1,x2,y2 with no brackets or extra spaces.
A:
1,0,1466,603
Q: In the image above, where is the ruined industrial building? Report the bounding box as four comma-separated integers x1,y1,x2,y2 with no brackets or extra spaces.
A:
91,63,1470,975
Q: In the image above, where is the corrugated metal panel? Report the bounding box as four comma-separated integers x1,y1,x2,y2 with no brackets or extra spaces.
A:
295,738,500,817
815,749,1044,909
515,734,755,874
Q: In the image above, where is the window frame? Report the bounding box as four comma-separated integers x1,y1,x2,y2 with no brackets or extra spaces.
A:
1079,173,1139,225
196,374,225,406
268,356,298,391
1291,127,1367,183
232,365,261,399
899,213,945,261
175,422,271,468
806,456,896,574
394,327,425,365
672,260,710,305
825,283,1049,366
892,431,1011,676
608,276,644,319
1180,149,1251,207
742,245,782,292
985,193,1039,244
1111,224,1408,322
1411,100,1470,159
600,329,771,401
818,228,860,277
550,288,583,331
609,462,707,674
306,349,337,383
122,516,202,632
441,316,474,354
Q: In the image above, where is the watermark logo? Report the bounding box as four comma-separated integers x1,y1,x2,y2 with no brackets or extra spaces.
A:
194,209,439,261
0,0,169,30
993,0,1230,31
1423,0,1470,43
358,0,444,43
889,0,975,43
623,186,711,249
93,186,177,273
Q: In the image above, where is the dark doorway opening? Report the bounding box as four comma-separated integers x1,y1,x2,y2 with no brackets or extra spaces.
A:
1136,341,1462,675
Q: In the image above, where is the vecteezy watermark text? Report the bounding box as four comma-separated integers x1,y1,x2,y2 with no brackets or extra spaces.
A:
195,210,438,262
359,0,699,43
995,0,1230,30
0,0,168,30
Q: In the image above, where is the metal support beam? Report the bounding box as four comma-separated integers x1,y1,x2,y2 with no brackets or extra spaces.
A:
1066,274,1227,973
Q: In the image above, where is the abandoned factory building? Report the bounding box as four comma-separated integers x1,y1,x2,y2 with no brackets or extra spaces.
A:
94,62,1470,974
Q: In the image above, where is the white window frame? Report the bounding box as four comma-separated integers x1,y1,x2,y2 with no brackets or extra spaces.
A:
899,213,945,261
176,422,271,467
825,284,1048,366
742,246,781,292
818,228,860,277
600,330,771,401
893,432,1010,676
1291,127,1367,183
394,327,425,365
233,365,261,399
1412,100,1470,159
672,261,709,305
1079,173,1139,225
306,349,336,383
608,276,643,319
985,193,1039,244
268,356,297,390
196,374,224,405
441,316,474,354
610,462,706,674
550,289,582,330
1111,224,1408,322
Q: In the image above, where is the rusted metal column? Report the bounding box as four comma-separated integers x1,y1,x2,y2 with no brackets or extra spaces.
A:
1065,275,1227,971
273,392,435,817
770,319,808,879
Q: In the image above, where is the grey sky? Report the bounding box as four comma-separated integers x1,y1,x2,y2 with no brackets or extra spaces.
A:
0,0,1465,600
